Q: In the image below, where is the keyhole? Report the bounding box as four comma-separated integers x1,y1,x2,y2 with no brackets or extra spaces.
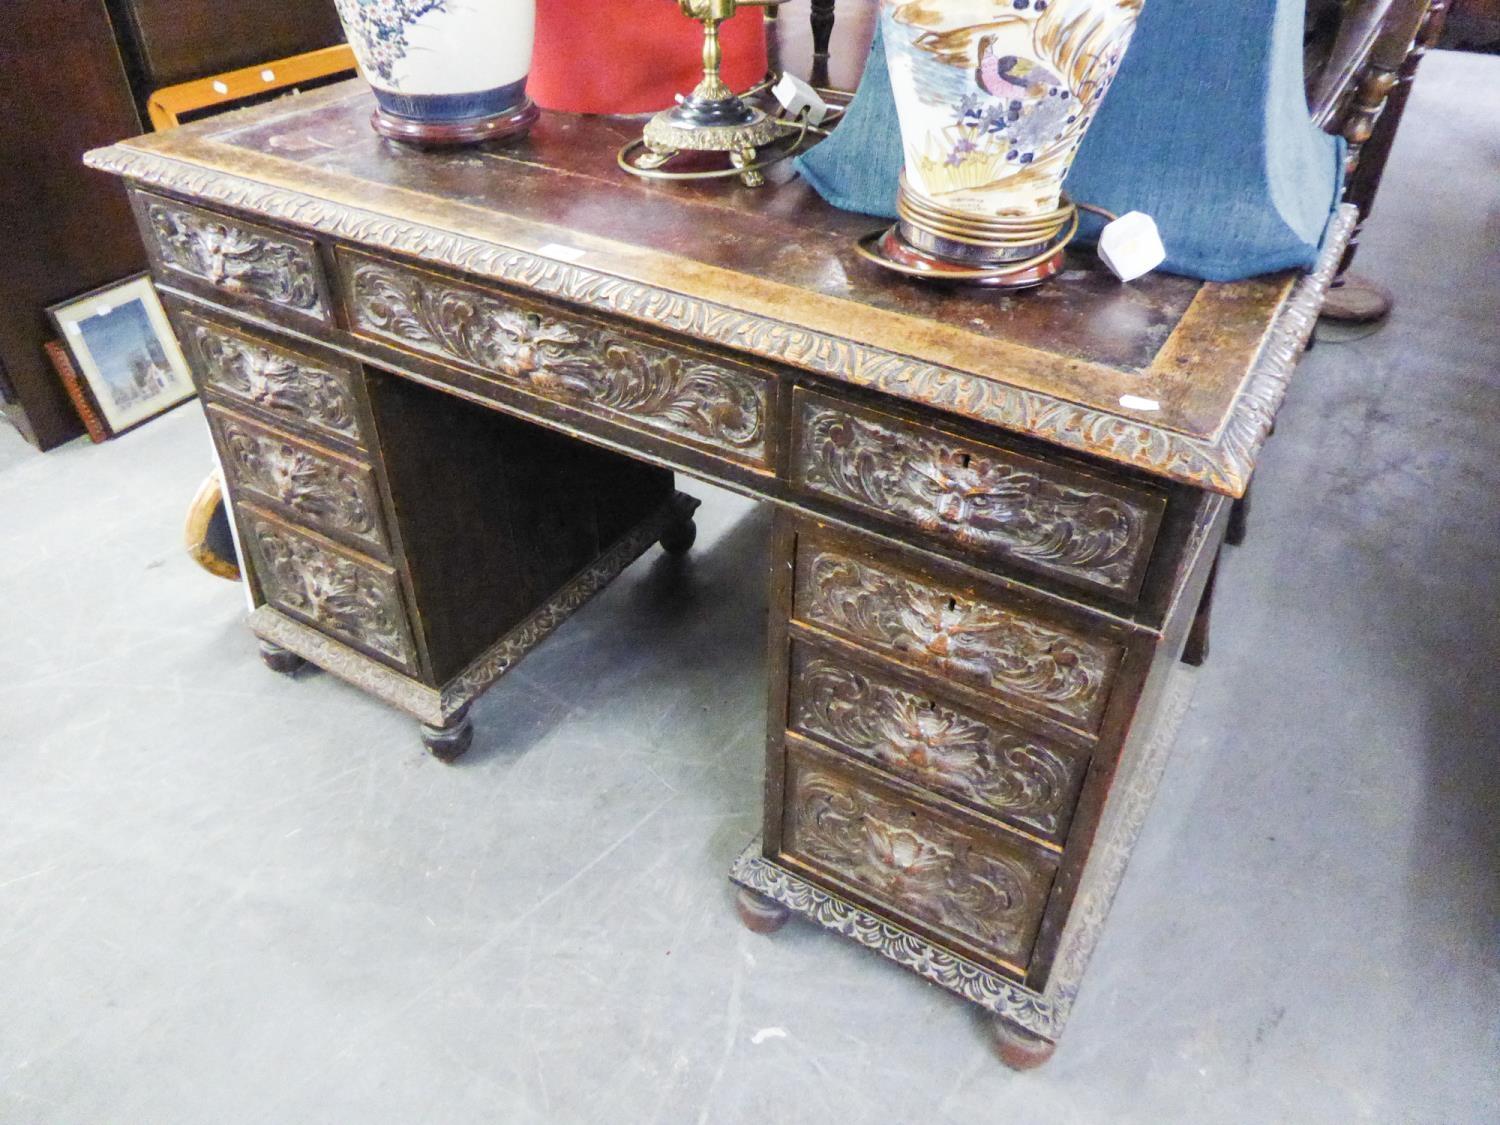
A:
959,453,971,469
526,312,542,331
946,597,957,612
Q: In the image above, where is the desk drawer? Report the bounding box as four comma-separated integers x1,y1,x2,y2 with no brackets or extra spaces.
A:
793,534,1125,736
780,745,1056,974
134,191,330,323
339,250,771,468
788,644,1088,845
207,405,390,559
181,312,366,447
791,389,1165,598
241,505,417,674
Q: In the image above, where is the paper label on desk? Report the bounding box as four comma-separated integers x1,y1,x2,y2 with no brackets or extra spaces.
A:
1119,394,1161,412
1098,212,1165,283
539,242,586,263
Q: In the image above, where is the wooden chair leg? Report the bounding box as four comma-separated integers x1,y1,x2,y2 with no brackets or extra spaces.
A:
811,0,836,58
1182,555,1220,668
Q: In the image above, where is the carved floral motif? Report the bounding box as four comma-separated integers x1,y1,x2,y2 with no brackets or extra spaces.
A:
787,762,1051,963
796,403,1154,593
145,199,325,316
245,514,413,667
792,654,1082,839
346,258,768,462
215,415,385,552
190,321,361,442
799,548,1116,731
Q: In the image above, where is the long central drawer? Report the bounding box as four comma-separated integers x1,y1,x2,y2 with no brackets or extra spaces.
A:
337,249,773,470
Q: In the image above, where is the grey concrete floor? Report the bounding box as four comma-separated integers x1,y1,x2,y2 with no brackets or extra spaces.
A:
2,50,1498,1125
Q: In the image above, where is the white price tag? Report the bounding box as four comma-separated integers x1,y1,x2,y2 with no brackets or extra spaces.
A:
772,72,831,126
1097,211,1165,283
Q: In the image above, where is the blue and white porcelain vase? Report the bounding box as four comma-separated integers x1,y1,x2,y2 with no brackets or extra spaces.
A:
335,0,539,145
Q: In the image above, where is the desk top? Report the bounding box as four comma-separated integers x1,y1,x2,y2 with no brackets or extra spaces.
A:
87,81,1350,496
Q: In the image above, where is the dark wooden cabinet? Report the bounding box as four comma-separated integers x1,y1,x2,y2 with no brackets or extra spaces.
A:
0,0,345,452
0,0,145,449
106,0,343,106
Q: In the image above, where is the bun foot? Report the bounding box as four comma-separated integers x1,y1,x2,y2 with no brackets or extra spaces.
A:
735,887,790,934
659,492,700,556
259,640,305,676
659,516,697,556
421,709,473,763
989,1017,1057,1071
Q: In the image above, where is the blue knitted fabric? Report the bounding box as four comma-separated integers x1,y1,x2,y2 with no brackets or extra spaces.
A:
796,3,1344,281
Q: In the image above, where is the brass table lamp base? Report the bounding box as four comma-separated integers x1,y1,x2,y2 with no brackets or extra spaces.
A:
621,0,792,187
636,101,790,187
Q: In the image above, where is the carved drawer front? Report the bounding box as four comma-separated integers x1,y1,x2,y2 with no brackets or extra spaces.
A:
133,191,329,322
788,645,1089,845
339,250,771,468
791,390,1166,598
182,312,366,447
241,504,417,674
207,406,389,558
793,537,1125,735
780,746,1057,972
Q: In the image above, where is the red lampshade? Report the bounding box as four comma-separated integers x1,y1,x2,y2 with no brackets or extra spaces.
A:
529,3,768,115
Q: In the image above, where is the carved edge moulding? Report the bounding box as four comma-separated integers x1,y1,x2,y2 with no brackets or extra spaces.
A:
731,668,1198,1043
84,145,1356,497
248,493,693,725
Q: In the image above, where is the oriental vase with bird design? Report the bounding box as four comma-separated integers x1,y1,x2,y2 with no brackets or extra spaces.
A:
881,0,1144,218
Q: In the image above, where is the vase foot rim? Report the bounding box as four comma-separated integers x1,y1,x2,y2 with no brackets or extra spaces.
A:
371,99,539,148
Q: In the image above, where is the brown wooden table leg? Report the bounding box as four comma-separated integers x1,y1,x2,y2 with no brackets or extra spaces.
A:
1182,554,1221,667
1226,486,1251,547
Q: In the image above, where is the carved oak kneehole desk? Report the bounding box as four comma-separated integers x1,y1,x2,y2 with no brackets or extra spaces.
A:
89,83,1350,1068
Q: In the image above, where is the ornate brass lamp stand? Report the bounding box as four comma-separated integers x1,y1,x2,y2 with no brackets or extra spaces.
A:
622,0,792,187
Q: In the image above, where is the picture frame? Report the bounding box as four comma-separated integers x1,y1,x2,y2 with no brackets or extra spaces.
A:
47,272,196,438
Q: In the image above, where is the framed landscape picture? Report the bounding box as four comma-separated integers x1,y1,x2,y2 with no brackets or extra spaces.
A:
47,273,195,437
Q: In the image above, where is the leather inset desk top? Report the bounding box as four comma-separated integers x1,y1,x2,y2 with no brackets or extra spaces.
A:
87,81,1351,496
